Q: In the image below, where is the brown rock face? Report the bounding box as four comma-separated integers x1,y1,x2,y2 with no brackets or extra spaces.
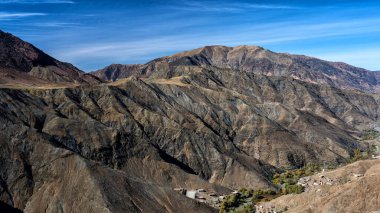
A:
0,32,379,212
0,30,102,87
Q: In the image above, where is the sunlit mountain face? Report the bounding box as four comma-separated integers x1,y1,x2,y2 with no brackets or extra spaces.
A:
1,0,380,71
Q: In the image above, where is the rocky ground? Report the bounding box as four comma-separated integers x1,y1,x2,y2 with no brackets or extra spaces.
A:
1,70,378,212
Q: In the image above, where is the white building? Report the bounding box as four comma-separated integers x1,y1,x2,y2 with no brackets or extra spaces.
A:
186,190,197,199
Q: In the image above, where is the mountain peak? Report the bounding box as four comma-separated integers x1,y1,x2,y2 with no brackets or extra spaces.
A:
170,45,231,58
94,45,380,93
170,45,266,59
159,45,379,93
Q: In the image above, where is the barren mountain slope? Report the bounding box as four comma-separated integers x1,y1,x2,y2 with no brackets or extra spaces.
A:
167,45,380,93
93,46,380,93
0,30,101,87
0,32,380,212
1,65,379,212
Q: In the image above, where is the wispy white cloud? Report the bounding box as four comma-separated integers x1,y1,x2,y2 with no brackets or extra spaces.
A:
29,22,80,27
0,12,46,19
0,0,75,4
169,0,301,12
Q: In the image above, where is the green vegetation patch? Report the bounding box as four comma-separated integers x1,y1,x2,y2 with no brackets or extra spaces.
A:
272,163,320,188
219,164,321,212
362,129,380,140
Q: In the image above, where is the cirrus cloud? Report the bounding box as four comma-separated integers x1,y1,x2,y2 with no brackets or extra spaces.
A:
0,12,46,19
0,0,75,4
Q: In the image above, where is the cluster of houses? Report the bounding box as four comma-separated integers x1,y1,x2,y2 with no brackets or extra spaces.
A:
173,188,224,208
297,171,369,194
174,187,284,212
255,204,279,213
297,174,335,192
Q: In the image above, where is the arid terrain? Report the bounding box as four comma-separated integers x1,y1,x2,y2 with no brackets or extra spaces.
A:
263,158,380,213
0,30,379,213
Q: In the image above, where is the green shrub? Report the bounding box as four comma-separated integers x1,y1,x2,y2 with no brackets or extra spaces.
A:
220,194,241,212
239,188,252,198
350,148,370,162
281,183,304,194
239,204,255,213
272,163,320,186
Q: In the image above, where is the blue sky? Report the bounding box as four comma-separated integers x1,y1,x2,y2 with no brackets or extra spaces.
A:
1,0,380,71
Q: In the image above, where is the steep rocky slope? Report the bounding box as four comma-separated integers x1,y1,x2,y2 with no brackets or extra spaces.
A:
1,66,380,212
0,32,380,212
93,46,380,93
0,30,101,87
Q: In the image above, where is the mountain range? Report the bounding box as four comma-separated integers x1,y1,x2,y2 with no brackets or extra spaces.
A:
92,45,380,93
0,30,379,212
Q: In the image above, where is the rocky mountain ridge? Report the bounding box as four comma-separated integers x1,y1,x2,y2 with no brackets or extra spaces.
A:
0,31,379,212
93,45,380,93
92,64,143,82
0,30,102,87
